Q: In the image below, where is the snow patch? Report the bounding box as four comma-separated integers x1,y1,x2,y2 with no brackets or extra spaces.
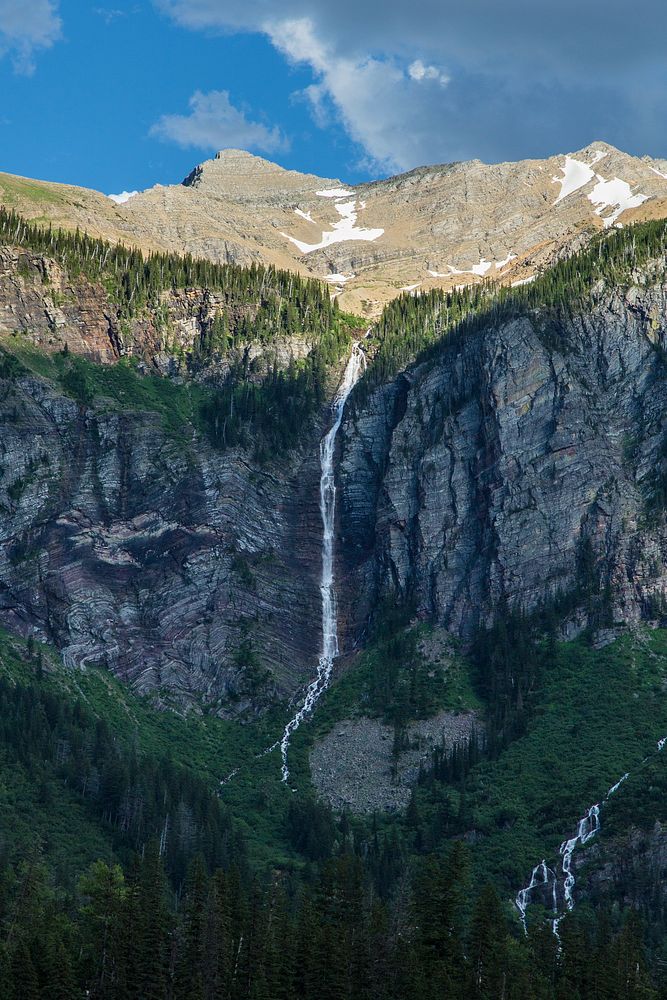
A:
552,157,596,203
495,253,517,270
552,155,649,224
587,176,648,227
512,275,536,287
443,263,481,277
471,259,493,276
108,190,139,204
323,273,355,284
282,194,384,254
400,283,421,292
295,208,314,223
316,187,354,198
651,166,667,181
429,258,500,278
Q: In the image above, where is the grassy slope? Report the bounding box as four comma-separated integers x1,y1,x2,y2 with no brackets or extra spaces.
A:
0,172,131,235
3,336,205,440
0,174,68,209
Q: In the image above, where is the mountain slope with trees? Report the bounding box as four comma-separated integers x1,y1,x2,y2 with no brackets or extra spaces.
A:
2,210,667,993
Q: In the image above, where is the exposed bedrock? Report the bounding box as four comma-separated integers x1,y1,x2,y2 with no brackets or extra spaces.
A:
0,374,324,716
338,280,667,646
4,273,667,713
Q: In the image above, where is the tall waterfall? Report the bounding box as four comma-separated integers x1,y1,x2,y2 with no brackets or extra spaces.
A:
280,342,366,783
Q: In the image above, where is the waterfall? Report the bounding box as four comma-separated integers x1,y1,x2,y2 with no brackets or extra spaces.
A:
516,740,666,934
516,860,557,934
279,342,366,783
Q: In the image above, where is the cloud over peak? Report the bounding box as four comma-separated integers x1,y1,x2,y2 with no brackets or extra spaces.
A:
150,89,289,155
155,0,667,172
408,60,450,87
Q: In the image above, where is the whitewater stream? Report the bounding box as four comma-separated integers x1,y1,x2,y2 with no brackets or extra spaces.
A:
279,342,366,783
516,738,667,934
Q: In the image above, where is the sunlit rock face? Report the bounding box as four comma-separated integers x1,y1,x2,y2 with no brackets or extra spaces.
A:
3,230,667,719
4,141,667,316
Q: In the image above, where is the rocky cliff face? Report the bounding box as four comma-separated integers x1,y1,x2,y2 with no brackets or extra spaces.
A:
0,369,325,716
0,244,331,716
4,240,667,717
0,246,122,362
339,274,667,645
0,245,310,373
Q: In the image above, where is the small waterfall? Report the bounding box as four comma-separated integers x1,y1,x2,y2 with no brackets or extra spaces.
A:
516,740,666,934
279,342,366,783
516,861,557,934
557,803,601,927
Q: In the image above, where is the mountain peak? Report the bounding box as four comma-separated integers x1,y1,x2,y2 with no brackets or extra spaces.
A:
571,140,624,160
182,148,289,188
179,149,344,213
214,148,277,164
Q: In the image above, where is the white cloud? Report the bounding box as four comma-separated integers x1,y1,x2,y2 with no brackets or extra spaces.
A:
408,59,449,86
267,17,452,172
156,0,667,172
150,89,288,154
0,0,62,74
93,7,130,25
108,191,139,204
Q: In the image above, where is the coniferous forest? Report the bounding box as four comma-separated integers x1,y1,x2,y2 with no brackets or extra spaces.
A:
0,631,662,999
0,839,657,1000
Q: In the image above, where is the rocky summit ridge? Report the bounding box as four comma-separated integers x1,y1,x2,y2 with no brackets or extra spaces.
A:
2,141,667,315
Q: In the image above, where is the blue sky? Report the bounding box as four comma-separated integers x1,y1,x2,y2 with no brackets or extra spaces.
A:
0,2,355,192
1,0,666,194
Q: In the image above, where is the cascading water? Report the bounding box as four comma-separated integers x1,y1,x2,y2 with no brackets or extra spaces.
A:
279,342,366,783
516,861,558,934
516,741,666,934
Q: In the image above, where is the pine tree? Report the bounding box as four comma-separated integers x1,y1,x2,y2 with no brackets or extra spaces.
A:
9,941,39,1000
467,884,509,999
44,936,76,1000
174,855,208,1000
613,911,657,1000
78,860,128,1000
135,842,171,1000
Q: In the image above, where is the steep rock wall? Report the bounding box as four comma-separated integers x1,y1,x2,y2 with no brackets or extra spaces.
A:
0,245,311,372
0,373,324,715
5,257,667,714
339,281,667,643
